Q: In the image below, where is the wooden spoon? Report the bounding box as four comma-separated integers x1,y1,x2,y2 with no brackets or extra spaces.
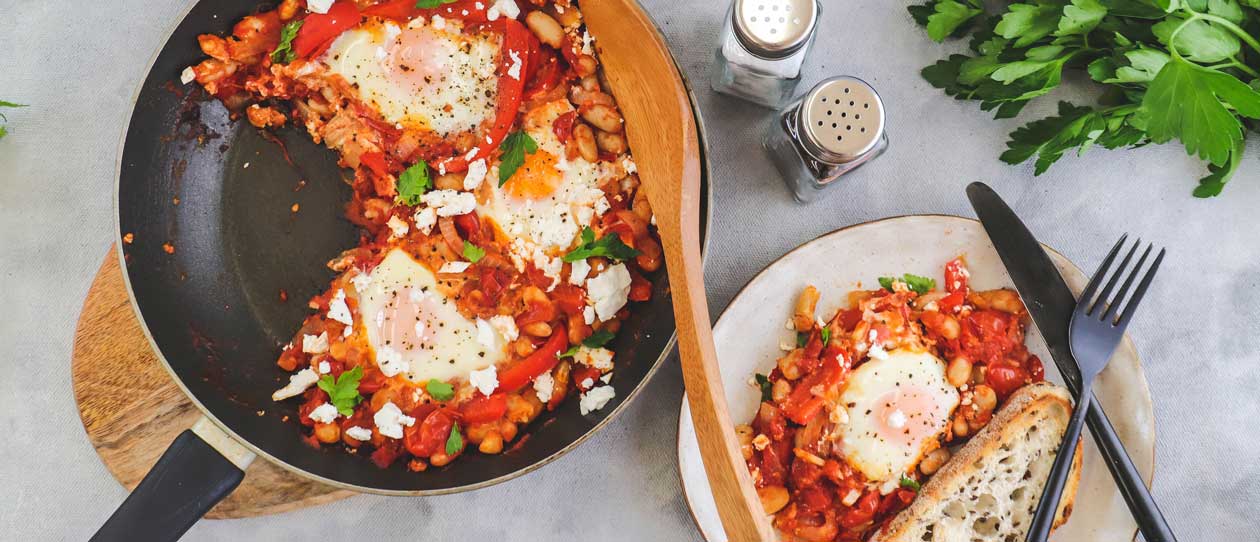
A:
583,3,776,541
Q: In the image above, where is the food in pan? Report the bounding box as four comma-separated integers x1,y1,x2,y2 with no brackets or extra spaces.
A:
737,258,1075,541
187,0,659,470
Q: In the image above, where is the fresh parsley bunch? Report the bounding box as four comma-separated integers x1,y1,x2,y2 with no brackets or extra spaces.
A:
909,0,1260,197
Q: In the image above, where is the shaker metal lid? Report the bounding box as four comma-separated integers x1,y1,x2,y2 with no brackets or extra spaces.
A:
732,0,818,59
798,76,886,163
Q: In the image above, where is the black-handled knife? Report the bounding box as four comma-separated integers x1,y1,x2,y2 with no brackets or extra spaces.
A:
966,182,1177,542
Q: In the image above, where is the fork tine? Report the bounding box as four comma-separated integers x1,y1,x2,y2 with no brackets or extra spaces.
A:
1116,248,1165,329
1079,234,1128,315
1089,237,1139,317
1102,243,1153,323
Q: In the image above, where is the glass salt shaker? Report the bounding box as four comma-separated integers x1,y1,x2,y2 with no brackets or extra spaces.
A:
711,0,821,108
764,76,889,202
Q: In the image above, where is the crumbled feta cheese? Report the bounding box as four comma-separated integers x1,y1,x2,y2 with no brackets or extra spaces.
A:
532,250,564,290
779,339,795,351
180,66,196,85
438,261,471,274
569,259,591,285
464,159,488,190
375,345,410,377
387,215,409,238
475,318,497,348
430,13,446,30
752,434,770,451
485,0,520,20
593,196,611,216
579,385,616,415
786,319,796,330
468,365,499,396
842,489,861,506
350,271,372,294
879,478,900,496
343,325,353,337
555,154,570,171
621,157,637,175
574,346,614,371
580,377,594,389
317,360,331,374
413,207,437,235
586,264,632,321
583,305,596,325
302,332,329,354
488,315,519,341
581,30,595,55
271,368,319,401
373,402,416,439
600,372,612,384
464,147,480,161
327,289,353,325
868,343,889,360
243,162,250,169
533,372,555,403
307,0,335,13
309,403,339,424
345,426,373,441
420,190,477,217
507,50,523,80
887,409,907,429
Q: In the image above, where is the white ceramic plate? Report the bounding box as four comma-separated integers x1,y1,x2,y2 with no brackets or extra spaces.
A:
678,215,1154,542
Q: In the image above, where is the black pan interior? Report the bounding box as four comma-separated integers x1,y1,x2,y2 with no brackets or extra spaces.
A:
117,0,705,493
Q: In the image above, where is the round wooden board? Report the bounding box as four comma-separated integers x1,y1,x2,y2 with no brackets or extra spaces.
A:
72,246,356,519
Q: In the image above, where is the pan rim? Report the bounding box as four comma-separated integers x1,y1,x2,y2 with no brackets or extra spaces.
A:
111,0,713,496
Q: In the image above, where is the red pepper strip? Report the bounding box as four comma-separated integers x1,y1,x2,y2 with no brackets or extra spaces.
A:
431,18,531,174
781,353,844,425
943,257,970,293
571,365,602,392
460,393,508,423
363,0,496,23
292,0,361,60
497,329,568,392
552,110,577,142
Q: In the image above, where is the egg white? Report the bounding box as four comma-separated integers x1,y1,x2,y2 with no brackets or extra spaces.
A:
322,17,499,136
839,349,960,482
352,248,506,383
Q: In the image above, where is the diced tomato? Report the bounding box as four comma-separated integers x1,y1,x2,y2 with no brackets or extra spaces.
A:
479,267,510,305
936,291,967,313
985,361,1030,400
525,50,564,100
571,365,602,392
791,460,825,490
370,439,404,468
297,390,328,427
944,257,970,293
453,212,482,244
550,284,587,315
836,308,863,332
758,437,792,487
838,490,880,529
552,110,577,143
363,0,504,23
1028,354,1046,382
292,1,360,59
404,409,455,457
781,354,845,425
876,488,917,518
497,329,569,392
357,366,388,394
359,151,399,180
460,393,508,423
797,486,833,515
628,269,652,302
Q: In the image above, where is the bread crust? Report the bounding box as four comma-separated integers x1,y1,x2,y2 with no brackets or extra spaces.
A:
870,382,1083,542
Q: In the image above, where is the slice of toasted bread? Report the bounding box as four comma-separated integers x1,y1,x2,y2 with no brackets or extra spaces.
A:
870,382,1083,542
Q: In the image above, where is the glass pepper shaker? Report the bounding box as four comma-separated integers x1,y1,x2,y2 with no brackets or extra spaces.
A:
764,76,889,202
711,0,821,108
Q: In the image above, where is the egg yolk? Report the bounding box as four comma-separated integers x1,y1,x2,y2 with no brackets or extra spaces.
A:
386,26,450,91
379,288,442,352
504,150,562,199
873,386,943,447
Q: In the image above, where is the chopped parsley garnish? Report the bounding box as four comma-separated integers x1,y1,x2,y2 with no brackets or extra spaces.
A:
796,332,809,348
498,130,539,186
754,373,774,403
820,327,832,345
425,378,455,401
445,424,463,455
0,100,26,141
900,474,922,492
560,329,616,358
562,227,641,263
416,0,458,8
396,160,433,206
316,366,363,416
462,241,486,263
270,20,303,64
879,273,937,295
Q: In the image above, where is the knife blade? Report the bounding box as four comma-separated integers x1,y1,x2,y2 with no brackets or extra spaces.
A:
966,182,1177,542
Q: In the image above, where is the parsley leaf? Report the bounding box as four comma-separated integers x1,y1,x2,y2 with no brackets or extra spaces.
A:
820,327,832,345
1152,15,1240,63
796,332,809,348
900,474,922,491
426,378,455,401
445,425,463,455
562,227,641,263
878,277,896,291
0,100,25,141
1141,56,1260,167
270,20,303,65
995,3,1062,48
915,0,985,42
755,373,774,403
1056,0,1107,37
316,366,364,416
462,241,486,263
396,161,433,206
498,130,539,186
416,0,458,7
879,274,937,295
560,329,616,358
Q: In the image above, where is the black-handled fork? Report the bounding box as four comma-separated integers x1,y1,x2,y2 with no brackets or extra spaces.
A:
1027,236,1166,542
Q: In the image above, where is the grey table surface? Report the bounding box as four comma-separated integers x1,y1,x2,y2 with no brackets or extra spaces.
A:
2,0,1257,540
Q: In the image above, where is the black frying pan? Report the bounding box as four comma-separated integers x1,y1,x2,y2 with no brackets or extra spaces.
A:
95,1,710,539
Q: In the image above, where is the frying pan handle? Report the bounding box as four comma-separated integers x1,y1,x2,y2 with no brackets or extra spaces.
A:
91,417,255,542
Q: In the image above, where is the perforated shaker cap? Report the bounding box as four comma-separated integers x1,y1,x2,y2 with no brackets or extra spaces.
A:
732,0,818,59
798,76,886,164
